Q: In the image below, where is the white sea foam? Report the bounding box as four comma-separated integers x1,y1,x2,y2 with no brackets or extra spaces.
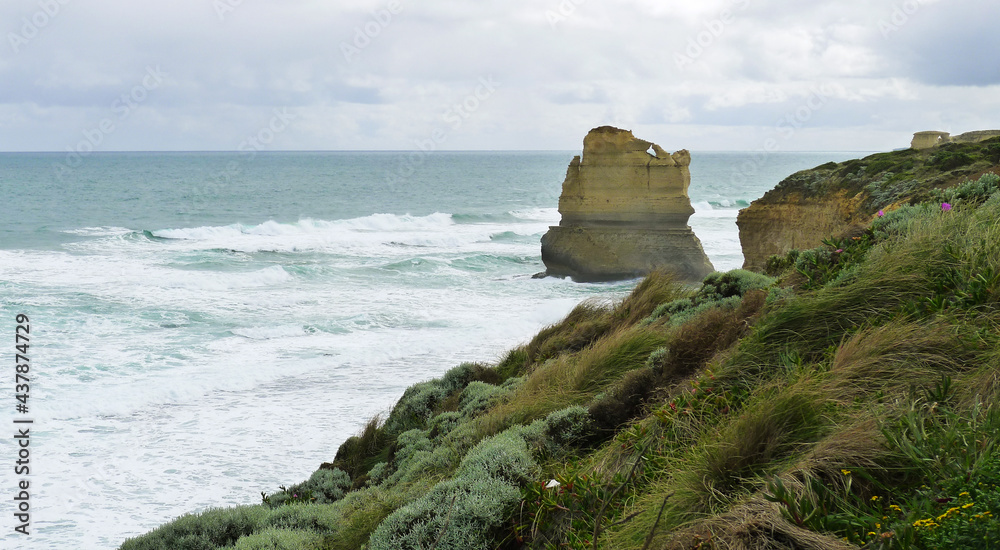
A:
61,226,133,236
231,324,309,340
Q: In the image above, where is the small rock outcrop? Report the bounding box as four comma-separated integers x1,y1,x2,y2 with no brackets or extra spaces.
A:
540,126,714,282
911,129,1000,150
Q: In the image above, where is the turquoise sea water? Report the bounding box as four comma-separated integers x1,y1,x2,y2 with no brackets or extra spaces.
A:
0,150,866,548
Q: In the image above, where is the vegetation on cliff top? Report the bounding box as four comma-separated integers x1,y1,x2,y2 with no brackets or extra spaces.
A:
122,174,1000,549
760,137,1000,209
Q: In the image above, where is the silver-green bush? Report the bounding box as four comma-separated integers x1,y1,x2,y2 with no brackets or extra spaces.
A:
232,528,325,549
367,430,538,550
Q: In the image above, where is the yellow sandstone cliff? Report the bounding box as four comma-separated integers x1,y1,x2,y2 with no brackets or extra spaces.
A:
737,134,1000,272
541,126,714,282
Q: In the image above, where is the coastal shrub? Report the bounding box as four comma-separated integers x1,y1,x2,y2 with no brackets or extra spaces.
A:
542,405,594,450
929,149,975,171
265,468,351,506
763,249,800,277
383,381,450,436
645,347,669,370
648,270,774,325
515,407,596,458
366,461,389,485
791,247,835,288
426,411,462,441
295,484,417,550
367,430,538,550
664,295,742,327
869,202,935,240
865,171,922,208
933,172,1000,206
261,501,340,534
380,429,435,485
458,380,508,417
988,142,1000,163
863,158,895,175
120,505,269,550
648,297,698,322
692,269,772,303
231,528,324,550
383,362,496,436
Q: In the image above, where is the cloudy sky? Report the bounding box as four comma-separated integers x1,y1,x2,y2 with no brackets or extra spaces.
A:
1,0,997,152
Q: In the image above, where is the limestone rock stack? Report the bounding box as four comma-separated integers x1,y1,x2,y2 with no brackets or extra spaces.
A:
540,126,714,282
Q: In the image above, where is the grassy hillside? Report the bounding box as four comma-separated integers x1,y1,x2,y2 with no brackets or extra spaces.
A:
122,173,1000,550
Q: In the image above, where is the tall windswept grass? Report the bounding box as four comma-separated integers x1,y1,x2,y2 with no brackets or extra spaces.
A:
488,326,671,430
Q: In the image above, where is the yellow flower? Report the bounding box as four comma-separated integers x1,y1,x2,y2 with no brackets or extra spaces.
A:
867,532,876,537
962,503,974,509
871,495,880,501
959,491,970,497
890,504,902,512
875,523,881,529
841,469,852,475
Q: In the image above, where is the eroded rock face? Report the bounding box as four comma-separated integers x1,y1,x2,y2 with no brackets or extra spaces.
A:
737,135,1000,271
737,191,867,272
541,126,714,282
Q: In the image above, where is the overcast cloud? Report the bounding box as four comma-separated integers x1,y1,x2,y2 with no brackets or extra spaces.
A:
1,0,997,152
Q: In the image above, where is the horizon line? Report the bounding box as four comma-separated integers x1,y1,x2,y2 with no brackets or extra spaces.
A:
0,148,881,154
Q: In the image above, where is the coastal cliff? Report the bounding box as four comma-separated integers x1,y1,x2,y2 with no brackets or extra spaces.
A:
541,126,714,282
738,136,1000,271
122,146,1000,550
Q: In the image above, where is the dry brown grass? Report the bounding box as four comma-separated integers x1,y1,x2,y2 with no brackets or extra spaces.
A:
659,497,856,550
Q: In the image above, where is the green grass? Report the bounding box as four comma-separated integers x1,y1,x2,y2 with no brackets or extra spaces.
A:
122,173,1000,550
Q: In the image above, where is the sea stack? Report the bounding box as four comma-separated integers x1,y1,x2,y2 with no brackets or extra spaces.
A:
540,126,714,282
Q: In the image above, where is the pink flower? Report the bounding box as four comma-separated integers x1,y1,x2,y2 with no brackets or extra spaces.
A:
835,249,844,253
942,202,952,211
877,210,885,217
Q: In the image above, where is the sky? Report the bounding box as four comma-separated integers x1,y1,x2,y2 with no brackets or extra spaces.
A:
0,0,998,152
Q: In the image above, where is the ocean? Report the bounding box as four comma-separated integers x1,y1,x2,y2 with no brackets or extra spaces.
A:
0,150,865,548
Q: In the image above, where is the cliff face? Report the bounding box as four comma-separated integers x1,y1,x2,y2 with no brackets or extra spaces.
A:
541,126,714,282
738,136,1000,271
737,191,867,272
